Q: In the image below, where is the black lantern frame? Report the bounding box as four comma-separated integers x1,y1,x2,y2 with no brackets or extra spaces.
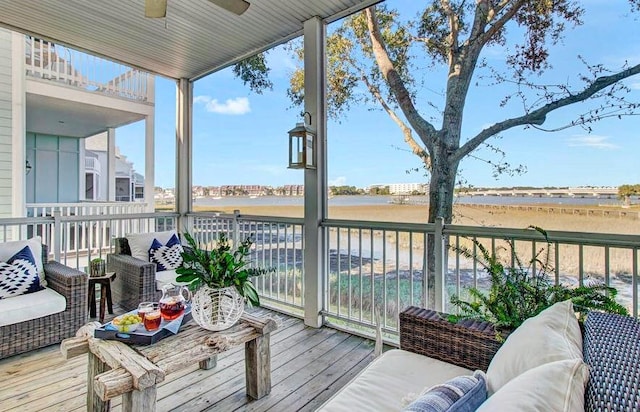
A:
287,117,316,169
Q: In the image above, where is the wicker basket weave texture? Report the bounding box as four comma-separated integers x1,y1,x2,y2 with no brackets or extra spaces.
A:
583,311,640,411
399,306,504,372
0,245,88,359
108,238,160,311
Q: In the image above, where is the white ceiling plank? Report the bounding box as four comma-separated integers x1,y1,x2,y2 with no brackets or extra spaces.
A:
0,0,383,80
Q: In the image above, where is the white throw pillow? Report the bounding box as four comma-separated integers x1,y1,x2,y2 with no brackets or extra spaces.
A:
126,230,179,262
486,300,582,395
477,359,589,412
0,237,45,287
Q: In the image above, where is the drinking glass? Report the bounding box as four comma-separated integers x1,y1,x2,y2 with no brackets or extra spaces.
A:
143,305,162,331
137,302,155,321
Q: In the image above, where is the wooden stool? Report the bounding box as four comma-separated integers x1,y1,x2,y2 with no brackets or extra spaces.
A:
88,272,116,323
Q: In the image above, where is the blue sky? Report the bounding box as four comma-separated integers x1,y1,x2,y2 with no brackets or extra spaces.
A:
116,0,640,189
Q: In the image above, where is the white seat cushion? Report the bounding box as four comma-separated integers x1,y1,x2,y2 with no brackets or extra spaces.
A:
318,349,473,411
155,269,191,291
0,287,66,327
126,230,179,262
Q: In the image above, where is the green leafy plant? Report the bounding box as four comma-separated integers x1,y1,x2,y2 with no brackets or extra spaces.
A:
175,232,273,307
449,226,628,335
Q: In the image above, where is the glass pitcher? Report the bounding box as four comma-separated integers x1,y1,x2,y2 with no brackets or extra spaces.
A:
159,283,191,321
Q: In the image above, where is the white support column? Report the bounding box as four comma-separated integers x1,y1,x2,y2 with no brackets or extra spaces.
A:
176,79,193,225
79,140,86,200
144,113,155,212
10,32,26,218
302,16,327,328
107,128,116,201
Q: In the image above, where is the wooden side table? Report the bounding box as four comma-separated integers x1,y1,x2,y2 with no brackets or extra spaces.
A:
88,272,116,323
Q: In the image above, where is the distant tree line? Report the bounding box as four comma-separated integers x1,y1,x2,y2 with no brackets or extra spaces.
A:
368,186,391,195
329,185,365,196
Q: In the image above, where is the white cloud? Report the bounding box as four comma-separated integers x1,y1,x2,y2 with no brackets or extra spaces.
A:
193,95,251,115
329,176,347,186
567,135,619,150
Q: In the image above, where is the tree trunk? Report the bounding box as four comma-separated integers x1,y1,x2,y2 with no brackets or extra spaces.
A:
425,148,459,308
428,153,458,224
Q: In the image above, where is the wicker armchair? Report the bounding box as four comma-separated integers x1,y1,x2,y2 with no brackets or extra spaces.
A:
0,245,88,359
399,306,640,411
106,237,159,311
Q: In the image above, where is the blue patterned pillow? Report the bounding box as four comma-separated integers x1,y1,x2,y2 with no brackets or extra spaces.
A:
0,246,43,299
404,371,487,412
149,234,184,271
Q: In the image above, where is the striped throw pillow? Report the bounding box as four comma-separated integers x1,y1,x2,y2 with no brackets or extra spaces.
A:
403,371,487,412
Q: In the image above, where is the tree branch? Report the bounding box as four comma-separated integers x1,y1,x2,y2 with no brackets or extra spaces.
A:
480,0,525,44
352,59,432,166
441,0,459,67
364,6,438,139
454,64,640,162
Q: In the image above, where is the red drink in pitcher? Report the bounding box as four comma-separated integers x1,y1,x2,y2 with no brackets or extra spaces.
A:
159,283,191,321
159,299,185,321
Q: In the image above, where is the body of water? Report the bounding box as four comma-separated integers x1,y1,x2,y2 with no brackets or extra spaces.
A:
193,194,626,207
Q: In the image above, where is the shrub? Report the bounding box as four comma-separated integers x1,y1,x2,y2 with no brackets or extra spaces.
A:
449,226,628,334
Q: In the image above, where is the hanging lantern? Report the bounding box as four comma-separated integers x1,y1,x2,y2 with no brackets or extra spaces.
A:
287,115,316,169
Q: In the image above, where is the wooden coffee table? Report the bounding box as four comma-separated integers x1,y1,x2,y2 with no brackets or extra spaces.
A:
61,313,277,412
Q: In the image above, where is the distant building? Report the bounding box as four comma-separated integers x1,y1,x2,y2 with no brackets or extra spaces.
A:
370,183,428,195
85,133,145,202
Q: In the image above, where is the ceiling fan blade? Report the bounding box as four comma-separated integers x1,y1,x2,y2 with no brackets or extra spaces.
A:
145,0,167,18
208,0,251,15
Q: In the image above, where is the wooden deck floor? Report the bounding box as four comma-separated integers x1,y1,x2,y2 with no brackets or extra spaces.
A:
0,309,376,411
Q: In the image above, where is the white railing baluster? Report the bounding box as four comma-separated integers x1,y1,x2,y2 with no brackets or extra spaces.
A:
23,37,149,102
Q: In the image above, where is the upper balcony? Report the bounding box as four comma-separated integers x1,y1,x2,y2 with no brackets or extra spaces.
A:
84,156,101,175
25,37,152,103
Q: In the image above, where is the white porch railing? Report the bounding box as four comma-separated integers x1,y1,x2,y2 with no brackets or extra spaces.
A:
0,212,178,270
85,157,101,175
1,212,636,341
189,212,306,316
25,37,152,102
27,202,148,218
189,213,640,339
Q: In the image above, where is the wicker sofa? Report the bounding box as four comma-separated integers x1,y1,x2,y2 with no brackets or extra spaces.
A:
319,305,640,411
0,245,88,359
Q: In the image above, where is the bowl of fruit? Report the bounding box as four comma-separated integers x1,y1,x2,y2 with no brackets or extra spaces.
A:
112,313,143,333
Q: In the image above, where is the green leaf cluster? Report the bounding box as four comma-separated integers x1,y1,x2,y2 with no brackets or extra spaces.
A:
175,232,273,307
449,227,628,337
618,184,640,199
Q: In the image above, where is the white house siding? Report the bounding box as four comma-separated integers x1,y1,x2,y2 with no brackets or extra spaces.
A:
0,30,12,217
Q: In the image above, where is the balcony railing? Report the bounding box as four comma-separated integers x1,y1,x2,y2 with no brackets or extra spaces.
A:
85,157,101,175
0,212,177,269
27,202,148,218
25,37,152,102
191,213,640,341
189,212,306,316
1,211,637,342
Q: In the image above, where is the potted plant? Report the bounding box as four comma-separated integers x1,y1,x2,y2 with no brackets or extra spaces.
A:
449,227,628,339
89,257,106,277
175,232,272,331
